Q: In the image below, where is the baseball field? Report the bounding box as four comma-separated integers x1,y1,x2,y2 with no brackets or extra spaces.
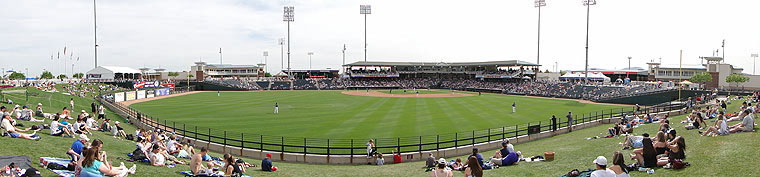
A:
128,90,625,139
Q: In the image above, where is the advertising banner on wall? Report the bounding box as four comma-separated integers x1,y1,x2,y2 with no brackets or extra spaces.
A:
133,81,161,89
161,83,175,88
114,92,125,102
155,88,170,97
126,91,137,101
137,90,146,99
146,90,155,98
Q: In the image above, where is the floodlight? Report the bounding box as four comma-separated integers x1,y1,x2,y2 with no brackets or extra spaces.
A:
535,0,546,7
583,0,596,6
360,5,371,14
283,6,294,22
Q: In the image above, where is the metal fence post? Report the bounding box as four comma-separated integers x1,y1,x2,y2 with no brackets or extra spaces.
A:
397,138,400,152
487,129,491,142
471,131,475,146
241,133,244,149
436,135,440,150
350,139,354,156
281,136,284,153
455,133,458,147
515,125,518,138
327,139,330,156
419,136,423,152
303,138,307,154
208,128,211,143
260,135,263,150
195,126,197,141
502,127,505,139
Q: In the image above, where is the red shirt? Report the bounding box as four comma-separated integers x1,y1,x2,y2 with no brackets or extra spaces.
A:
393,154,402,163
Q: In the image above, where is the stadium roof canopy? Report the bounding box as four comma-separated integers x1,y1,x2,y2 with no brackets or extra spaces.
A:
344,60,540,67
86,66,141,80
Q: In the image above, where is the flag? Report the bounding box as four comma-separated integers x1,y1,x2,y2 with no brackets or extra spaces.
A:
63,46,67,55
57,52,60,59
343,44,346,52
219,48,222,54
77,57,79,61
51,54,53,60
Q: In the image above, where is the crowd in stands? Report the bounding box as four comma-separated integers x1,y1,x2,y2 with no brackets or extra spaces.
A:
205,80,262,90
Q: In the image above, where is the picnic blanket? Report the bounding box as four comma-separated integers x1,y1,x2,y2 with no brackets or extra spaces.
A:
177,171,251,177
40,157,75,177
558,168,594,177
126,153,151,163
0,155,32,169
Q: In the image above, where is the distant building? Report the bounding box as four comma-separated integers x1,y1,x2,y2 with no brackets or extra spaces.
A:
86,66,142,81
647,56,758,89
191,62,265,81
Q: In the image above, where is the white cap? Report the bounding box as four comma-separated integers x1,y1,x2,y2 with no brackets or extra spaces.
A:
115,121,120,124
81,110,86,113
79,134,90,141
38,103,42,106
14,105,19,108
593,156,607,166
438,158,446,164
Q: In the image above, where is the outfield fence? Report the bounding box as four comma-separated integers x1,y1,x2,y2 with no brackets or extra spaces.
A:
98,93,693,157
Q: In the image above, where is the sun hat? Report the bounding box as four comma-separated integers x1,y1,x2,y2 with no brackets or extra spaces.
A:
79,134,90,142
438,158,446,164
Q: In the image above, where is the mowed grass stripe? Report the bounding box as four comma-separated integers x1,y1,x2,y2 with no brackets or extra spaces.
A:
130,90,624,139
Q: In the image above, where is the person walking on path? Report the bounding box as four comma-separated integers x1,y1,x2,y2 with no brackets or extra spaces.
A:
566,112,574,132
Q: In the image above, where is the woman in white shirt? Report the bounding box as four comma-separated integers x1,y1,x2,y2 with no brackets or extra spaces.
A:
429,158,453,177
606,152,630,177
150,144,166,167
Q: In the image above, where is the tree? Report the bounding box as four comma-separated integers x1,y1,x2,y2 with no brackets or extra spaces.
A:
689,72,712,88
167,72,179,77
8,72,25,80
264,73,272,77
57,74,68,79
40,71,54,79
725,73,750,88
73,73,84,79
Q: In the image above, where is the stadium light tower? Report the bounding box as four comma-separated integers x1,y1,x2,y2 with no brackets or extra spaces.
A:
93,0,98,68
627,56,632,69
279,38,285,73
283,6,294,79
360,5,371,62
752,53,758,75
583,0,596,82
535,0,546,66
263,51,269,74
308,52,314,69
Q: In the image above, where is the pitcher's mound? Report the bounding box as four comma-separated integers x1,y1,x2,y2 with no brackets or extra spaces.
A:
341,90,475,98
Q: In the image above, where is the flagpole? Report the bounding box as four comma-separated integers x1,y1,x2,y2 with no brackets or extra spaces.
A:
94,0,98,68
678,50,682,100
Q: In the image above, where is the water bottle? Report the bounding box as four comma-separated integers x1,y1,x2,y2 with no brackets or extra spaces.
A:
647,169,655,174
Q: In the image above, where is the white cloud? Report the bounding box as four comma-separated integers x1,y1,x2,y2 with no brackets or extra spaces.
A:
1,0,759,76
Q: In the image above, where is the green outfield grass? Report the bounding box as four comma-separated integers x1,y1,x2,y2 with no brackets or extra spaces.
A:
376,89,451,94
129,91,624,139
1,85,757,177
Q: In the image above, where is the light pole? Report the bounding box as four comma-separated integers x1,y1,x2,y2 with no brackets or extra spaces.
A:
263,51,269,74
583,0,596,83
93,0,98,68
342,44,346,67
279,38,285,73
360,5,371,62
535,0,546,66
752,53,758,75
627,56,632,69
308,52,314,69
283,6,294,80
219,48,223,64
721,39,725,63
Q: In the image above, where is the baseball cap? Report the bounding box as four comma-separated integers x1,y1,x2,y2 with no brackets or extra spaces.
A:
81,110,86,113
266,153,272,158
115,121,120,124
593,156,607,166
79,134,90,142
438,158,446,164
38,103,42,106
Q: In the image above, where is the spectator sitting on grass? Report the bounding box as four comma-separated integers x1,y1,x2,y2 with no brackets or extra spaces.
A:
100,118,111,132
425,153,436,168
467,148,485,169
429,158,453,177
607,152,630,177
660,136,686,168
19,105,43,122
67,134,89,161
1,114,40,140
35,103,44,117
223,154,244,176
463,156,483,177
450,158,464,171
166,135,183,155
190,147,210,175
50,115,74,137
80,147,133,177
150,144,167,167
392,150,402,164
629,137,658,168
489,151,521,167
700,112,728,137
375,153,384,165
261,153,275,172
727,109,755,133
112,121,127,138
590,156,615,177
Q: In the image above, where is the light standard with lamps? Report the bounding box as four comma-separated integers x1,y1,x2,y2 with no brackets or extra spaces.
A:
752,53,758,75
283,6,294,80
627,56,632,69
583,0,596,82
263,51,269,75
535,0,546,66
279,38,285,73
360,5,371,62
308,52,314,69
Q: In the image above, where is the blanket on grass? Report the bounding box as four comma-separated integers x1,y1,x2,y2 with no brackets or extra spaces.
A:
39,157,74,177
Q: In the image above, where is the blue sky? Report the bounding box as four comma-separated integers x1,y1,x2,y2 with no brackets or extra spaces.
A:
1,0,759,77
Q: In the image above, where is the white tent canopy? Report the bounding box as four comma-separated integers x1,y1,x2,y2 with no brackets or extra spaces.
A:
86,66,142,80
559,72,610,82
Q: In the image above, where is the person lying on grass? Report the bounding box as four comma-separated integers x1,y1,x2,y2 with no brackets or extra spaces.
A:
1,114,40,140
620,133,648,150
489,151,522,167
726,109,749,122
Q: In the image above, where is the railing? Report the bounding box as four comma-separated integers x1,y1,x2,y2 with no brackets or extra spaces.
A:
100,91,687,156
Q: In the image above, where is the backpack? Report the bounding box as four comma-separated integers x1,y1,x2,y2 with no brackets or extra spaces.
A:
131,148,148,161
126,134,134,141
672,159,686,170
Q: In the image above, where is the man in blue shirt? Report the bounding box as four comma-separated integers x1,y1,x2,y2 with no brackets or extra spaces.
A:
262,153,274,172
467,148,484,168
67,134,89,161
